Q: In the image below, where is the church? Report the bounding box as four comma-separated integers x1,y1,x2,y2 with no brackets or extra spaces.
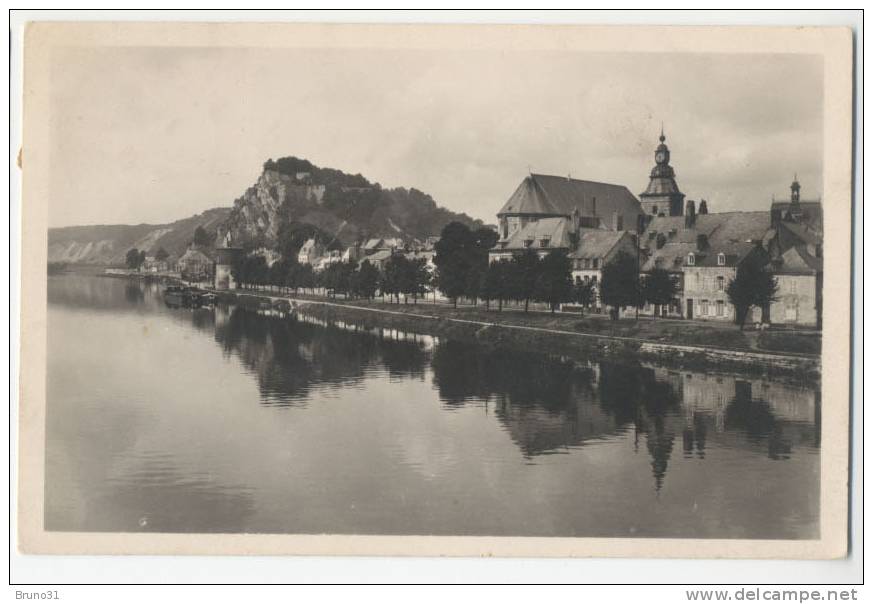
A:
491,131,683,263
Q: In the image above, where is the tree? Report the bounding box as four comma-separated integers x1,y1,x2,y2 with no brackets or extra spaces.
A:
154,247,169,262
352,260,379,300
268,259,290,292
126,248,143,270
193,225,212,248
641,268,680,319
535,250,574,313
726,260,780,330
573,279,596,317
481,260,508,311
599,251,640,320
511,249,541,313
434,222,476,308
408,258,431,304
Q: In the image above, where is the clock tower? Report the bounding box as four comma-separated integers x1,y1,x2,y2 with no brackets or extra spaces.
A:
639,128,685,217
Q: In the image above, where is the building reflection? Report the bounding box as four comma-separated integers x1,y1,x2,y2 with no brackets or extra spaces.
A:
183,303,820,491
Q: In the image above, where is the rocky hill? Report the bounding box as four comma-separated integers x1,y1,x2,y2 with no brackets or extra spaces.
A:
217,157,483,252
48,157,484,265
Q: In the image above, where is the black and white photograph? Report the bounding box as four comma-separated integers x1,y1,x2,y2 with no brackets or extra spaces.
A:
15,19,854,566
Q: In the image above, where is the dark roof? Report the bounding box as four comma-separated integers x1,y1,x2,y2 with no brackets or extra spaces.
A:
641,211,773,271
771,200,823,232
774,246,822,275
497,217,573,251
778,220,823,247
569,229,629,260
498,174,642,225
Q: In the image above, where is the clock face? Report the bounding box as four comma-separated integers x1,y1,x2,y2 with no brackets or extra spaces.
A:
655,151,667,163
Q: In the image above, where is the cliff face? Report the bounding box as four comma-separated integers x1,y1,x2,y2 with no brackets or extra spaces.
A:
216,157,485,251
48,156,485,265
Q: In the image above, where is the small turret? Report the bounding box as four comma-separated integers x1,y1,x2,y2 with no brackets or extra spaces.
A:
790,174,801,204
698,199,709,215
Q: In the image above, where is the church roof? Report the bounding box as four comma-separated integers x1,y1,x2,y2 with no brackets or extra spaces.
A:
497,174,642,224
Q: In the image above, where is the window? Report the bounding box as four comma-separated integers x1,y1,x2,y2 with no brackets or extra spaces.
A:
648,232,656,240
717,276,724,291
539,238,550,248
789,279,797,294
687,253,695,266
524,239,533,248
716,300,725,317
717,253,726,266
592,259,600,269
652,205,658,215
700,299,710,316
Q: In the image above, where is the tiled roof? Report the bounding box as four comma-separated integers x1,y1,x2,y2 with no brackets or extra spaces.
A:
498,174,642,226
775,245,822,275
498,216,573,251
568,229,628,259
771,200,823,232
640,211,773,271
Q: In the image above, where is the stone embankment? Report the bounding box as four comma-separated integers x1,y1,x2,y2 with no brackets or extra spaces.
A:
212,289,821,383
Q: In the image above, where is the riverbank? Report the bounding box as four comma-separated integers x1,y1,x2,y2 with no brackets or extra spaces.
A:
213,288,821,383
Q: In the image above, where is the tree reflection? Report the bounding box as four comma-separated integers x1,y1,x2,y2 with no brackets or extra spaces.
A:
210,307,429,405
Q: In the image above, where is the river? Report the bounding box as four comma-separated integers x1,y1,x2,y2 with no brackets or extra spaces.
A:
45,273,820,538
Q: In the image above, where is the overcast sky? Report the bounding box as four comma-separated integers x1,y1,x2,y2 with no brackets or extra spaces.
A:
48,47,823,227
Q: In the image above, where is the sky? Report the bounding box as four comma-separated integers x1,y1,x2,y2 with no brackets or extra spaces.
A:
48,47,823,227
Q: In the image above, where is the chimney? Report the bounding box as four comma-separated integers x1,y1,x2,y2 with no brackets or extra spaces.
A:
612,210,620,231
572,206,581,233
696,233,708,251
698,199,709,215
685,199,696,228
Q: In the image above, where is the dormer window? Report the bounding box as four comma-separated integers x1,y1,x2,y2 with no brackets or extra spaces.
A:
687,253,696,266
524,239,534,248
539,238,550,248
717,253,726,266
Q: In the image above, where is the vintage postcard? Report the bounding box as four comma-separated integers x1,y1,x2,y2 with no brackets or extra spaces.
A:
17,21,853,558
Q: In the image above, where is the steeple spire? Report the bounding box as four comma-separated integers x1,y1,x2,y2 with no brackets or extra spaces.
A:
660,122,665,142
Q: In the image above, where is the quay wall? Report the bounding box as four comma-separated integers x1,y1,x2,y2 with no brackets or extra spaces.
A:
211,290,820,383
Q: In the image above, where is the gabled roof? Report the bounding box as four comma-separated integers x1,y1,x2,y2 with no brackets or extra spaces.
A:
568,229,629,260
498,174,642,223
778,220,823,247
363,238,385,250
774,245,822,275
496,216,573,251
364,249,393,262
178,248,212,263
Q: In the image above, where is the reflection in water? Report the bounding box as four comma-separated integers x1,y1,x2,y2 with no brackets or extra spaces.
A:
45,274,821,538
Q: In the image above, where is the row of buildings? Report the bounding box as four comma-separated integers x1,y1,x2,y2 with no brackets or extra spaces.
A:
206,131,822,328
488,131,822,327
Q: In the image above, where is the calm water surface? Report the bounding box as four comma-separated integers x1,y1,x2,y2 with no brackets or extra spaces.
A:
45,274,820,538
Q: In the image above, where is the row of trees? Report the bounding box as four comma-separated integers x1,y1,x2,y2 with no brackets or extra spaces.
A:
227,219,778,329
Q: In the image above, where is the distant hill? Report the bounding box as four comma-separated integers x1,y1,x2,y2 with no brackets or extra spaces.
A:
48,157,484,265
48,207,231,265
